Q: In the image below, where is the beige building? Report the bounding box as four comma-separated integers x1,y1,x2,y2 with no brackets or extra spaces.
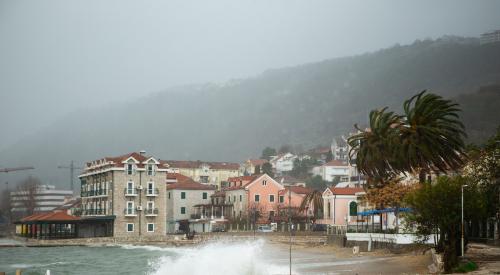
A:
78,151,169,237
240,159,268,175
166,173,215,233
164,160,240,189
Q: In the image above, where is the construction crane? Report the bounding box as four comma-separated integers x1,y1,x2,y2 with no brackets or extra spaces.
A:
0,166,34,173
57,161,83,192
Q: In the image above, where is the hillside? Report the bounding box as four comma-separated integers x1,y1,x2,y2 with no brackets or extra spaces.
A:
1,36,500,186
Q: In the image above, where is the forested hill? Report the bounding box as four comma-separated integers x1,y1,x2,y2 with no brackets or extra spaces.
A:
2,36,500,186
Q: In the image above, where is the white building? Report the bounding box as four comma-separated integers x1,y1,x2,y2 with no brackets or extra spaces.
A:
11,185,74,214
480,30,500,45
312,160,354,182
270,153,297,175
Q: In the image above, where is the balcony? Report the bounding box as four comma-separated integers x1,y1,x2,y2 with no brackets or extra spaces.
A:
81,189,108,197
146,188,159,197
124,208,137,217
124,188,138,197
145,208,159,216
82,208,107,216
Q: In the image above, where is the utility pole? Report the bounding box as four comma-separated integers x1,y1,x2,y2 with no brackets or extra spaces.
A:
57,161,83,192
461,184,468,257
288,185,292,275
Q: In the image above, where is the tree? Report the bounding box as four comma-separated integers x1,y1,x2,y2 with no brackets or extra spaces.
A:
261,162,274,178
299,190,323,222
16,176,42,217
348,91,468,184
405,176,486,272
261,147,277,161
290,158,318,178
305,175,329,191
278,144,293,154
254,165,261,175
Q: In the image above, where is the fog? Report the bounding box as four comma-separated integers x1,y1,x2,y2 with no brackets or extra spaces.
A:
1,0,499,150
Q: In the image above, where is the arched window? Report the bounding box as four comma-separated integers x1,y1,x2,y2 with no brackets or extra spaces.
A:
349,201,358,216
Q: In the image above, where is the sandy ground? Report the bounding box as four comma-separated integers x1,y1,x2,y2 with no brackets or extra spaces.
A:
462,243,500,275
267,242,432,275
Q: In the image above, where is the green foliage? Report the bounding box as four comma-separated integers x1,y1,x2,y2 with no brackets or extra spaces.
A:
404,176,486,272
261,162,274,178
290,158,319,178
452,261,478,273
349,91,467,184
261,147,277,161
306,175,329,191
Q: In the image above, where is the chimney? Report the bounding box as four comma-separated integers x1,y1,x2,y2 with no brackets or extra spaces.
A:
139,150,146,156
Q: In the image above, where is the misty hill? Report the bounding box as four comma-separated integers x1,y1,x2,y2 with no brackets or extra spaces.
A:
2,36,500,187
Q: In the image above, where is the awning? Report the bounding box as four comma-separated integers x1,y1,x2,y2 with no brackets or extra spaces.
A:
358,207,412,216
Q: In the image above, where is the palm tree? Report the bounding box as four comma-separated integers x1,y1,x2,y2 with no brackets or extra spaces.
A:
398,90,467,182
348,90,467,184
348,107,402,185
299,190,323,222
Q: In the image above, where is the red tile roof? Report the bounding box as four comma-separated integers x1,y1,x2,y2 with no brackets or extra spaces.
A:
167,181,216,191
166,173,193,183
279,186,313,195
164,160,239,170
248,159,268,166
21,212,80,222
227,175,258,182
329,187,365,195
83,152,168,173
323,160,349,167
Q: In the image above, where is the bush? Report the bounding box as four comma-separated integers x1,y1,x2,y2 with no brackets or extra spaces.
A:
452,261,478,273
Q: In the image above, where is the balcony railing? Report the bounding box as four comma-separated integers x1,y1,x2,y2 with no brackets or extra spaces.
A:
190,214,202,219
82,208,107,215
146,188,159,197
81,189,108,197
124,188,138,196
145,208,159,216
124,208,137,216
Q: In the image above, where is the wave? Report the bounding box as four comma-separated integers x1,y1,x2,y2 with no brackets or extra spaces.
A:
147,240,293,275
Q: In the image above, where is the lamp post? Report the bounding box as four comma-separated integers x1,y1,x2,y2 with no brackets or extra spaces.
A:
461,184,468,257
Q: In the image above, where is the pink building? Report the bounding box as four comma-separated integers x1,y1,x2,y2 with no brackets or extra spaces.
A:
224,174,285,224
321,187,365,225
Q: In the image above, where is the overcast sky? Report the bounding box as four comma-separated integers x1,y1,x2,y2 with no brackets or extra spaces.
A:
1,0,499,151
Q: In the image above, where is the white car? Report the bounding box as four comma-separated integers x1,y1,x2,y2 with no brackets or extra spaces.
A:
257,225,273,233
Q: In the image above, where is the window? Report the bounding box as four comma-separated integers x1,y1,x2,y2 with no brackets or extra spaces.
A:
269,195,275,202
147,201,154,210
147,182,154,195
126,201,134,215
202,192,207,199
181,207,186,214
239,195,242,202
200,176,209,183
270,211,275,217
233,195,236,202
254,194,260,202
228,196,231,202
168,192,171,199
262,180,267,186
127,223,134,232
147,223,155,232
127,164,134,175
127,181,134,193
279,195,284,203
349,201,358,216
181,192,186,199
147,164,155,176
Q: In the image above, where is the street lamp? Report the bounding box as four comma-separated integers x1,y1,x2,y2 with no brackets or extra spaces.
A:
461,184,468,258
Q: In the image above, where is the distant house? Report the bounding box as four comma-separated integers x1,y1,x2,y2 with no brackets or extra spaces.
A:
270,153,297,175
10,185,74,217
240,159,268,175
166,173,215,233
312,160,352,182
164,160,240,189
224,174,284,224
307,147,331,163
331,136,349,162
321,187,365,225
53,197,81,216
480,30,500,45
275,175,306,187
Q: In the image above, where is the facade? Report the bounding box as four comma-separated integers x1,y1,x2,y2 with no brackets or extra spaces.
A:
270,153,297,175
240,159,268,175
331,136,349,162
224,174,285,223
166,174,215,233
10,185,74,215
275,186,314,222
164,160,240,189
78,152,169,237
321,187,364,225
275,175,306,187
480,30,500,45
312,160,352,182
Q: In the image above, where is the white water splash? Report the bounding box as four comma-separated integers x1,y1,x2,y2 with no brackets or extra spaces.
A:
147,240,294,275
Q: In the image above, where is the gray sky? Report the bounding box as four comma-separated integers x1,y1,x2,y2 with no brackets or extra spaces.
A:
1,0,499,150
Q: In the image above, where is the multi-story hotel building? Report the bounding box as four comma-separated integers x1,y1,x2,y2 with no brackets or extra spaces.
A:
78,151,169,237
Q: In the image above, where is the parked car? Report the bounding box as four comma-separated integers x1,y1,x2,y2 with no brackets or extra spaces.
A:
211,227,225,232
311,224,327,232
257,225,273,233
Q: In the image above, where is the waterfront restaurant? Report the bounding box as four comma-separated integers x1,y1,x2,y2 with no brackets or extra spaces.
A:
15,212,81,239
